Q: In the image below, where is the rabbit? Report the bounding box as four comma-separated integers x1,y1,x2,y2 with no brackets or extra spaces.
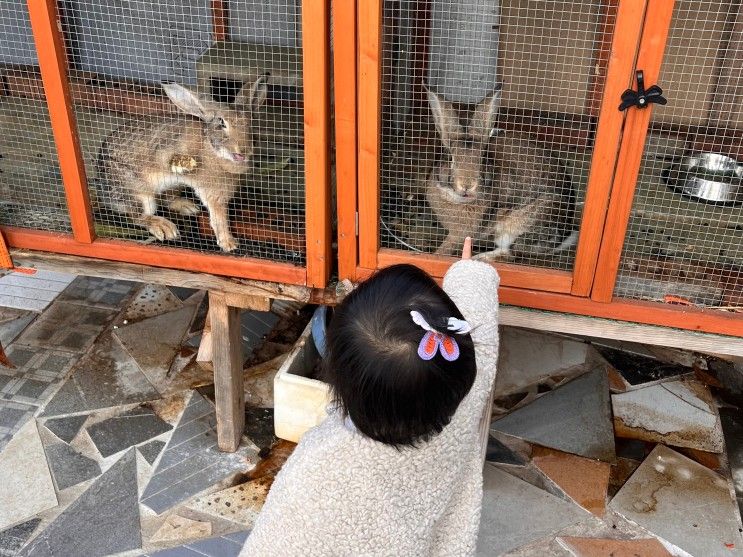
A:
96,75,268,252
424,86,577,261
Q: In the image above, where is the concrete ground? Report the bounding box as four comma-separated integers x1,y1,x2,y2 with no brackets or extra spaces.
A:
0,269,741,556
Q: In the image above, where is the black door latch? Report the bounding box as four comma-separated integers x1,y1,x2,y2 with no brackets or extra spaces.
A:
618,70,667,111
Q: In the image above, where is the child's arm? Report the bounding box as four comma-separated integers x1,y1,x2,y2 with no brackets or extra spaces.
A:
442,259,500,453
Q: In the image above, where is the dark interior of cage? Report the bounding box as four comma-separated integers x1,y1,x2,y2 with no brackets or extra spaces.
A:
378,2,742,307
0,2,306,263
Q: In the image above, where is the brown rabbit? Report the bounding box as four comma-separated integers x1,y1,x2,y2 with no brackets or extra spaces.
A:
425,86,577,260
96,76,268,252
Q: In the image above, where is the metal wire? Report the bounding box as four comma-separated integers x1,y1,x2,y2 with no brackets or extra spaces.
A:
0,1,71,232
379,0,612,271
1,0,306,262
616,0,743,309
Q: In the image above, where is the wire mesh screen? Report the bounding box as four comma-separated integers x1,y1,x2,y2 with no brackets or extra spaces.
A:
616,1,743,309
0,1,71,232
62,0,306,263
379,1,615,270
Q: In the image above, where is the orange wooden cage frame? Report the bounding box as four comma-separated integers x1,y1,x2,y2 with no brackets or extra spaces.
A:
2,0,742,339
1,0,331,288
333,0,743,338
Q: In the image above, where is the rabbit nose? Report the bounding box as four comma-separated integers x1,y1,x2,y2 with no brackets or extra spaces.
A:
232,153,246,162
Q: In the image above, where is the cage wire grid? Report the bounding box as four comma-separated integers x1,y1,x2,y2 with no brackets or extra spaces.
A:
616,0,743,309
1,0,307,264
379,0,616,272
0,1,71,233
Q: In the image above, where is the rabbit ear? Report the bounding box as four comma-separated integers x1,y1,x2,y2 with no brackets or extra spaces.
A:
468,88,502,143
425,85,462,149
162,83,215,121
234,75,269,112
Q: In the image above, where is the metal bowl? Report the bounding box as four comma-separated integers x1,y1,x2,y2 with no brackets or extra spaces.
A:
664,152,743,204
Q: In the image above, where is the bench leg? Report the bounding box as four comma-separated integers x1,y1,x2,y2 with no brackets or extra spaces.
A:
209,291,244,452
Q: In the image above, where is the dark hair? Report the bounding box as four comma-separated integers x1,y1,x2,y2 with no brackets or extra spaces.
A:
323,264,476,447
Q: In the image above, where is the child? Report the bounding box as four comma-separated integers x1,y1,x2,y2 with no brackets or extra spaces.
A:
240,239,499,556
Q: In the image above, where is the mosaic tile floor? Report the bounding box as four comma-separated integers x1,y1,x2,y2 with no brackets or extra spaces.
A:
0,274,741,556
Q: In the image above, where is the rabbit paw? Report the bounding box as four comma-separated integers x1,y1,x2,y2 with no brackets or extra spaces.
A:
474,247,512,262
217,234,239,252
169,198,201,216
146,216,180,241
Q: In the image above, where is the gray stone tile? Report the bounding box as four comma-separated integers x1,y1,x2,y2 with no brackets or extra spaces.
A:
609,445,743,557
0,271,73,313
186,535,244,555
486,435,526,466
0,420,57,531
16,302,116,354
0,518,41,557
612,379,724,453
123,284,184,323
0,313,35,347
19,449,141,557
146,547,205,557
0,401,35,452
720,407,743,517
140,392,254,515
476,464,587,556
0,346,78,408
46,442,101,490
495,328,590,396
138,439,166,465
241,311,280,360
40,334,160,417
168,286,200,302
144,532,250,557
223,531,250,544
491,369,615,462
57,276,137,309
87,406,173,458
114,306,196,394
42,414,87,443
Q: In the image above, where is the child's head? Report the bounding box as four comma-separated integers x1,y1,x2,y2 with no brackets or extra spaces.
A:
324,264,476,447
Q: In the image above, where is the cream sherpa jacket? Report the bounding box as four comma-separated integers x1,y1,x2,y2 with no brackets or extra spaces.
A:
240,260,500,556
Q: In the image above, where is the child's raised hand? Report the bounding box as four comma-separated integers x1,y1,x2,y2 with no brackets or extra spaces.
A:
461,237,472,260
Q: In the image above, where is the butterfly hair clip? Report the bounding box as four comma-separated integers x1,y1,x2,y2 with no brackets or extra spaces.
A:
410,310,472,362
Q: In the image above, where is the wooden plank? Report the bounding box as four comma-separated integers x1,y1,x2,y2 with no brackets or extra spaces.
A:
8,248,329,301
209,292,244,452
377,249,573,293
3,227,307,285
223,293,271,311
9,249,336,305
586,0,620,118
26,0,94,243
591,0,677,302
196,310,213,371
499,306,743,357
211,0,229,42
0,231,12,269
357,0,382,269
571,0,648,296
501,283,742,338
302,0,332,288
333,0,359,281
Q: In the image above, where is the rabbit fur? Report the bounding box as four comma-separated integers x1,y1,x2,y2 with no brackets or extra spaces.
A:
424,86,577,261
96,76,268,252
